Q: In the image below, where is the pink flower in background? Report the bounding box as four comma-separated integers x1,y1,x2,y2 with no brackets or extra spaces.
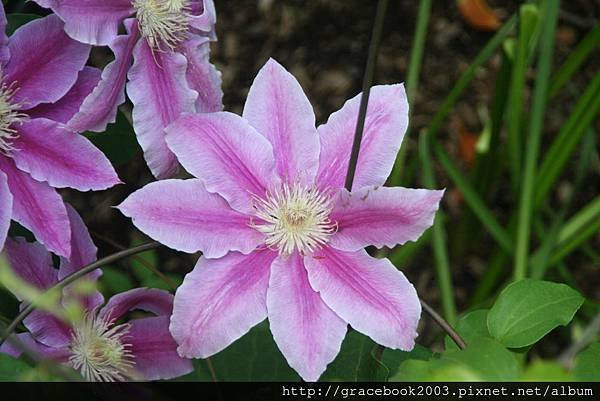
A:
0,206,192,382
34,0,223,179
119,59,444,381
0,10,120,258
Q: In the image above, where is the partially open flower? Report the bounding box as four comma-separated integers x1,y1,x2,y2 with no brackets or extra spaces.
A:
119,59,444,381
0,206,192,382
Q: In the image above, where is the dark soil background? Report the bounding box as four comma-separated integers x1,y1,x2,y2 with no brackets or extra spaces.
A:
8,0,599,354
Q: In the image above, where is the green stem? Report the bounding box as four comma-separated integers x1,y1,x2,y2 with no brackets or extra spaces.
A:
513,0,560,281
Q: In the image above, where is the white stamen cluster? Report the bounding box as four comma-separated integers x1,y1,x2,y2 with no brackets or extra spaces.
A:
0,80,27,156
251,184,337,255
133,0,192,51
69,313,135,382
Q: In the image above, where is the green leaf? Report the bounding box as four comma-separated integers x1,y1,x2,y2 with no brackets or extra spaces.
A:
85,111,139,166
6,13,40,36
0,354,30,381
98,266,134,295
573,343,600,382
445,309,491,351
487,279,584,348
521,360,573,381
320,331,387,381
178,321,299,381
436,337,521,381
389,359,434,382
380,344,432,379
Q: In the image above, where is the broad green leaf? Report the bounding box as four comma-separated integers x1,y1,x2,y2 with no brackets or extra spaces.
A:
381,344,432,379
321,331,387,381
437,337,521,381
0,354,30,381
86,111,139,166
445,309,491,351
6,13,40,36
178,321,299,381
521,360,573,381
573,343,600,382
389,359,433,382
487,279,584,348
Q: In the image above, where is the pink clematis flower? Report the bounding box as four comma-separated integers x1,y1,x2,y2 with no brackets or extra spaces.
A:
0,10,120,258
34,0,223,179
0,206,192,382
118,59,444,381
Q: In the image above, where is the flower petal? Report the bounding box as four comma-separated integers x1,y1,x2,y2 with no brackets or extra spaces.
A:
165,112,278,214
11,118,121,191
179,36,223,113
329,186,444,251
267,253,346,382
0,156,70,257
33,0,134,45
170,250,275,358
243,59,320,185
0,6,9,66
0,333,70,361
0,170,12,251
67,19,138,133
3,237,72,348
99,288,174,322
305,247,421,351
316,84,409,190
188,0,217,37
126,316,193,381
28,67,101,125
5,14,90,109
118,179,262,258
59,205,103,312
127,40,198,179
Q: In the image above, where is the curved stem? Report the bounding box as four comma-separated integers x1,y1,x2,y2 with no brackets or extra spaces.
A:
421,299,466,350
0,241,161,346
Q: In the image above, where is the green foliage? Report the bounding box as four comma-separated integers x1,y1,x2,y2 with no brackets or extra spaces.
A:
487,279,584,348
444,309,491,351
85,111,140,166
573,343,600,382
0,354,30,380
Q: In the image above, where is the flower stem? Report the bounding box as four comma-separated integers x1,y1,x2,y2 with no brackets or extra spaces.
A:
0,241,161,346
344,0,388,191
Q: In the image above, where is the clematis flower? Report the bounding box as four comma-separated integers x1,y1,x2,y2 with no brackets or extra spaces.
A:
0,10,120,257
34,0,223,179
118,58,444,381
0,206,192,382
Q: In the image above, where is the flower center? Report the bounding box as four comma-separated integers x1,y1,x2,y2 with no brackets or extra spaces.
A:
251,184,337,255
69,313,134,382
133,0,192,51
0,80,27,156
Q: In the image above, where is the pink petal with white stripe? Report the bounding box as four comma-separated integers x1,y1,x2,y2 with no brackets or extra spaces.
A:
170,250,276,358
11,118,120,191
4,14,90,109
127,316,193,380
329,186,444,251
243,59,320,185
179,36,223,113
118,179,262,258
305,247,421,351
0,6,9,66
0,170,11,251
316,84,409,190
29,67,101,125
127,39,198,179
165,112,278,213
33,0,134,45
68,19,138,133
267,253,346,382
0,156,70,257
